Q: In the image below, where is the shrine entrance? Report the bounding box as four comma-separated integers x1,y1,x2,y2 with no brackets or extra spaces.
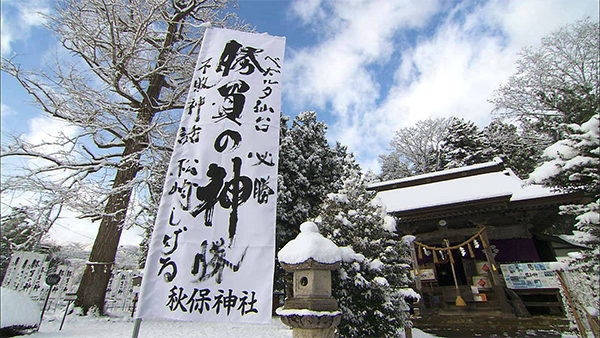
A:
435,258,467,286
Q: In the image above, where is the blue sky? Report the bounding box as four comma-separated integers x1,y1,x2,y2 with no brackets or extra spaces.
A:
1,0,597,245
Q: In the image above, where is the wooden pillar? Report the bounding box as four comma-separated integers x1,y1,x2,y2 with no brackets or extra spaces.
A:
409,242,422,293
480,230,513,316
409,242,424,317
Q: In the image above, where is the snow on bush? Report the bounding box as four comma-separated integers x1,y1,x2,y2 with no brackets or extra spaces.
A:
1,287,41,329
317,169,417,337
383,215,397,232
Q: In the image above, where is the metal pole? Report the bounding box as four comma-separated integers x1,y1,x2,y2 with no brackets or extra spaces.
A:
59,300,72,331
131,318,143,338
38,286,53,330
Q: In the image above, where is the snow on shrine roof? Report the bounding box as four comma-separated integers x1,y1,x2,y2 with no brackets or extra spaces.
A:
368,160,563,214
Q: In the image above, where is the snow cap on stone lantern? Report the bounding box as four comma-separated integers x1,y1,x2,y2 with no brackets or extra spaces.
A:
276,221,342,336
278,221,341,265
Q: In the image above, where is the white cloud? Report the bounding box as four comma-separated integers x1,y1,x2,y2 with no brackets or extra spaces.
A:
481,0,599,49
1,103,16,117
285,0,598,172
290,0,326,25
23,116,79,169
1,0,50,56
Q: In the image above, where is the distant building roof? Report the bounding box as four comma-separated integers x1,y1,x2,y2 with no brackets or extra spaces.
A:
368,159,571,215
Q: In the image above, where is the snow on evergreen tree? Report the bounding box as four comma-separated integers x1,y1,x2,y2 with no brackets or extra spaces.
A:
316,170,418,337
443,117,487,169
275,112,357,292
0,207,64,281
481,120,541,178
442,117,542,177
529,114,599,319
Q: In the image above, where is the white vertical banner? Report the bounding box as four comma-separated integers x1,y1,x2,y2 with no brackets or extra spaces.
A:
137,28,285,323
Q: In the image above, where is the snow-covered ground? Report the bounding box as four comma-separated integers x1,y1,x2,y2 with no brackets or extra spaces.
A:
3,287,582,338
0,287,41,328
29,310,437,337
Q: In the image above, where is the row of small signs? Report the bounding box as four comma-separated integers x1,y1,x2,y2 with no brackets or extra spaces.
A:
500,262,560,289
416,261,560,290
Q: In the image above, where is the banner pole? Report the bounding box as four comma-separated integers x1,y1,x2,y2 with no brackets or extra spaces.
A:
132,318,142,338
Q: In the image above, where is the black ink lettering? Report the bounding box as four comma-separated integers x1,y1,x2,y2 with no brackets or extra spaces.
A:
162,226,187,255
214,80,250,125
186,288,211,314
214,289,238,316
218,157,252,244
158,257,177,282
253,176,274,204
169,208,180,226
217,40,242,76
248,151,275,167
255,116,271,132
238,291,259,316
191,238,248,284
233,46,266,75
166,285,188,312
214,129,242,153
190,164,227,227
197,57,212,74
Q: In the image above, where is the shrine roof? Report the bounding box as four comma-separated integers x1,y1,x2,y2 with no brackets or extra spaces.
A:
368,159,565,214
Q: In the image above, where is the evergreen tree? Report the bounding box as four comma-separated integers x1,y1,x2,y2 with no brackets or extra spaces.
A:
276,111,355,265
442,117,487,169
529,115,599,321
1,208,40,281
481,120,540,178
0,207,62,281
317,170,418,337
275,112,357,293
444,118,542,178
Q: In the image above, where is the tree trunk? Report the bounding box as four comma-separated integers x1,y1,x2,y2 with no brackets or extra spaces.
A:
73,9,186,313
74,138,145,313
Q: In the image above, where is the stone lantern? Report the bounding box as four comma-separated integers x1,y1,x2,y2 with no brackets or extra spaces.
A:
276,221,342,338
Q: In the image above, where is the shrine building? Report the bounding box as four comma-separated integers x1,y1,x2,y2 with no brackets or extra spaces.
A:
367,159,587,317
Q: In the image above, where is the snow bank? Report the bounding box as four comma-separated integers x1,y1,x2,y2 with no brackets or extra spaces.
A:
278,222,341,265
1,287,41,329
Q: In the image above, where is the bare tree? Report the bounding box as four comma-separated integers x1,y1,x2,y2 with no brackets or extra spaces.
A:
379,117,451,180
1,0,246,313
491,18,599,143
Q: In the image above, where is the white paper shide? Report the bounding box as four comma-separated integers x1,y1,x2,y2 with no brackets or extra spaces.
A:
137,28,285,324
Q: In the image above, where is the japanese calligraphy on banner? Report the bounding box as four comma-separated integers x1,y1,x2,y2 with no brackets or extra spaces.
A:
500,262,560,289
137,28,285,324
